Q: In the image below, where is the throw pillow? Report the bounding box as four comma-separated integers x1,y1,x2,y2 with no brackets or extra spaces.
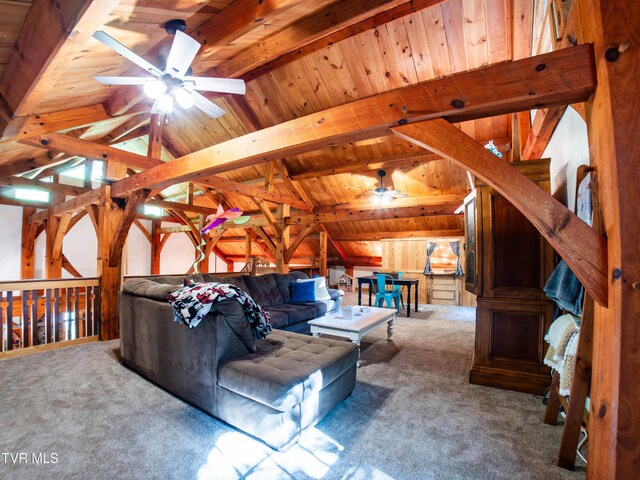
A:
297,277,331,301
290,280,316,303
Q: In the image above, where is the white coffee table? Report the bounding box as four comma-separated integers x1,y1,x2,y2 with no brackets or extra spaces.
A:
308,307,395,366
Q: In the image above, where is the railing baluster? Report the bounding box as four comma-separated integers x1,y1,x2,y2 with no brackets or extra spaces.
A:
31,289,38,347
74,287,81,338
93,285,100,337
86,286,93,337
44,289,52,344
53,288,60,342
21,291,28,348
6,292,14,351
0,292,4,352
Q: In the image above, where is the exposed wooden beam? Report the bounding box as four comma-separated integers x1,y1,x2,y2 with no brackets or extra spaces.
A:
66,210,88,234
210,0,430,80
252,227,277,256
288,203,460,225
112,44,597,197
20,133,162,170
0,176,90,196
28,188,102,223
272,159,314,211
146,199,218,216
284,222,318,263
109,124,151,145
147,115,165,160
333,230,464,241
392,119,608,306
21,208,37,279
197,175,307,210
61,254,82,278
109,190,151,267
318,231,328,277
521,106,568,160
290,152,440,181
0,104,111,144
0,0,118,131
245,229,275,264
0,195,49,209
313,195,467,214
251,197,281,237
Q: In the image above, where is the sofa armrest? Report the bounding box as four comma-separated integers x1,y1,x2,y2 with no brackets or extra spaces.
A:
328,288,344,301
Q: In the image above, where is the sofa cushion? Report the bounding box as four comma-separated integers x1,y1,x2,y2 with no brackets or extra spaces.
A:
296,277,331,301
267,304,317,325
272,274,294,304
222,275,248,292
122,278,179,301
290,281,315,303
218,330,358,412
264,310,289,329
297,301,330,317
243,274,283,307
202,274,224,283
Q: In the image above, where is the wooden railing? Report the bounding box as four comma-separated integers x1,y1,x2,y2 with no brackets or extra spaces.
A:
0,278,100,357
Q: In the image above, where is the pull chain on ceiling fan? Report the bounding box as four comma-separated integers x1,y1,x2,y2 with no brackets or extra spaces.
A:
92,19,245,118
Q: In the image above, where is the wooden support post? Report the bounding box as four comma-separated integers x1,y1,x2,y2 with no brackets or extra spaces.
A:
319,231,328,278
97,187,123,340
276,204,290,273
574,0,640,476
147,114,165,160
151,220,161,274
44,192,66,278
21,208,37,279
244,234,252,264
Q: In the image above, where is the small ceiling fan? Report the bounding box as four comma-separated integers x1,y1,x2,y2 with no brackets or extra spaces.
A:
367,170,409,204
92,19,245,118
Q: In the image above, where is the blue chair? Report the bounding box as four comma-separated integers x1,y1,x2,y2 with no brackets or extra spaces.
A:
393,272,406,309
373,274,400,310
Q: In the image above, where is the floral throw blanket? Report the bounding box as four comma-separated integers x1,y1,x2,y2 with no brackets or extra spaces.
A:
167,282,272,339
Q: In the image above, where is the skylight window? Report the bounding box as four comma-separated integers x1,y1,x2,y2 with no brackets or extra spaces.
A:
61,161,104,180
143,205,164,217
15,188,49,202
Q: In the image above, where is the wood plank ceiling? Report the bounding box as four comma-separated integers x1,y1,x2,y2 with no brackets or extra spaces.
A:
0,0,537,266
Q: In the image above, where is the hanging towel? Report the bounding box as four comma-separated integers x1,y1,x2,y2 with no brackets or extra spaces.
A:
544,260,584,316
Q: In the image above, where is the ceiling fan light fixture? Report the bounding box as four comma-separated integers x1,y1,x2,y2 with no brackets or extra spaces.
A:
144,79,167,99
174,87,194,109
157,92,174,114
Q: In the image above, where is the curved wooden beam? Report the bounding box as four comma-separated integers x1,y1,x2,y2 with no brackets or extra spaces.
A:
108,189,151,267
392,119,608,306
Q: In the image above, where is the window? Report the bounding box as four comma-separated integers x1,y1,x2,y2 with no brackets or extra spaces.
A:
143,205,163,217
15,188,49,202
61,161,104,180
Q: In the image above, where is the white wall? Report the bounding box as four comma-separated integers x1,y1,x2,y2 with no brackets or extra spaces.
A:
63,215,97,277
124,219,151,276
0,205,23,280
544,107,591,211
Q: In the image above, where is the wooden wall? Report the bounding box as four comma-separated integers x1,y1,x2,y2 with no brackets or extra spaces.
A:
381,237,476,306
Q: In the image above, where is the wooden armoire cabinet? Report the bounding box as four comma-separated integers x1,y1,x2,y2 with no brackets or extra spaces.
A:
466,160,555,395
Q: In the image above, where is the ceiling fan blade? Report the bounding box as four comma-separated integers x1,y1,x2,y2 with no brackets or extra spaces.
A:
93,31,163,77
184,76,246,95
387,190,407,197
191,91,226,118
165,30,201,78
94,76,151,86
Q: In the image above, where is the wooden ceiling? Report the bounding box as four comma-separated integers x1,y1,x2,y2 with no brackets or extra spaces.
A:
0,0,559,266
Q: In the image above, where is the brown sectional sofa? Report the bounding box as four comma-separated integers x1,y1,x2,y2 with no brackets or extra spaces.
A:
119,272,357,450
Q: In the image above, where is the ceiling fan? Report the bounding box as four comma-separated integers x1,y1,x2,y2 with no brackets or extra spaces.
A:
368,170,409,205
92,19,245,118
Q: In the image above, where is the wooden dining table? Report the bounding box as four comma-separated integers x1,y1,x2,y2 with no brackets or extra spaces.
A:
356,276,419,317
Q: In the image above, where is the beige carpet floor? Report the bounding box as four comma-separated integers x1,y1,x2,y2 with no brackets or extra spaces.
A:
0,302,586,479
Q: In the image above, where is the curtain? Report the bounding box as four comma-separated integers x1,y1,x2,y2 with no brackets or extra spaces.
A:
423,241,437,275
449,240,463,277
